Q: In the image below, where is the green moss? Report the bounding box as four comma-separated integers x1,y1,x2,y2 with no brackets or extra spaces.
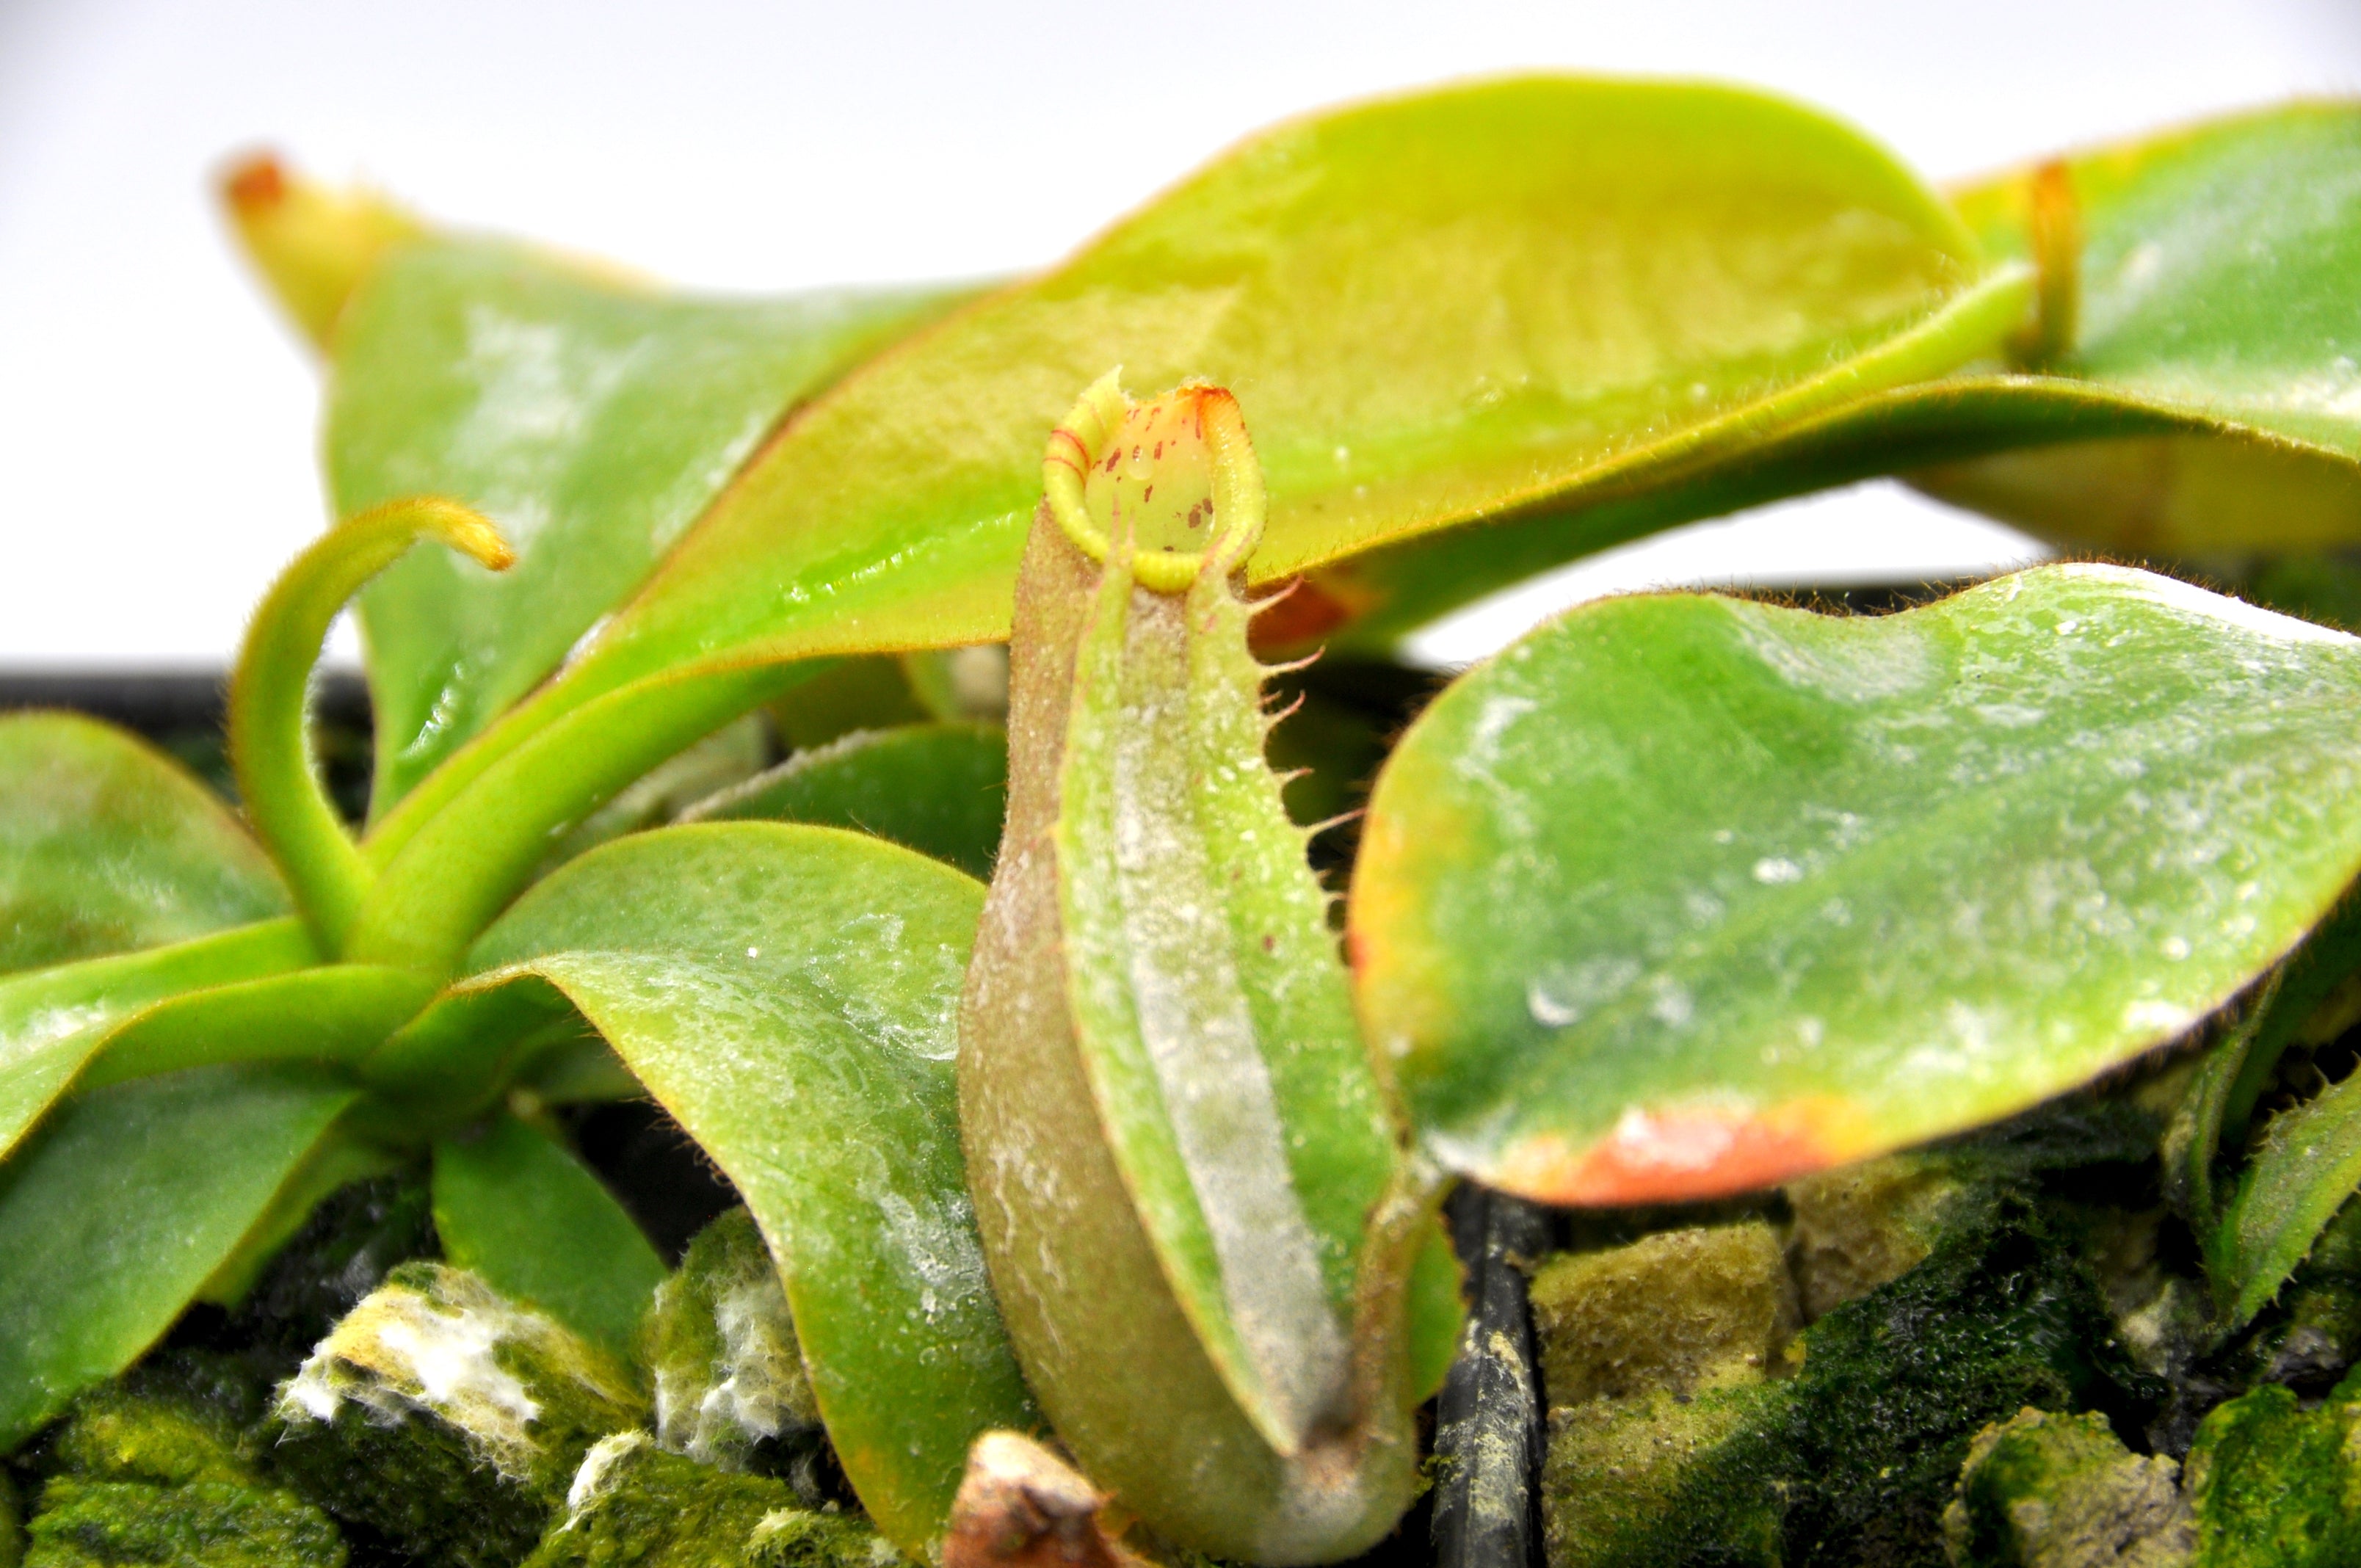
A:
1528,1221,1797,1407
745,1503,897,1568
523,1431,889,1568
1777,1197,2164,1563
1784,1154,1976,1320
32,1379,253,1491
1942,1408,2192,1567
2183,1367,2361,1567
12,1351,281,1503
1540,1196,2164,1567
1540,1384,1788,1568
1,1470,23,1568
10,1354,345,1567
269,1263,647,1568
23,1478,344,1567
639,1211,819,1476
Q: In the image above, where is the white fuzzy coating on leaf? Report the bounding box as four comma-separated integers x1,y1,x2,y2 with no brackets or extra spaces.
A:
2056,562,2358,647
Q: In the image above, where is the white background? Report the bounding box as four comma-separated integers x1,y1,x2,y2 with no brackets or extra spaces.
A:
3,1,2358,668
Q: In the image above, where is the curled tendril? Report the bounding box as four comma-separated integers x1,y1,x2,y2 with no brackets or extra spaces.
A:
231,496,511,951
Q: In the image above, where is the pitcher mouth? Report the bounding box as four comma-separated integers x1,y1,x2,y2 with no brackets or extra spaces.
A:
1043,371,1267,593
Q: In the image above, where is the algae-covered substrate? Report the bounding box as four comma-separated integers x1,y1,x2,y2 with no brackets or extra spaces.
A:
1526,1058,2361,1567
5,1053,2357,1567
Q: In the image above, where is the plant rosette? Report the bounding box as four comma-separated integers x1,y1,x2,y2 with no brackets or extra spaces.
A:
4,75,2361,1568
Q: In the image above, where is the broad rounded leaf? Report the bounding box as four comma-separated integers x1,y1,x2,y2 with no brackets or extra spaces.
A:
1326,103,2361,651
327,236,973,807
1352,565,2361,1203
0,1067,357,1446
682,721,1007,879
0,713,287,975
451,822,1036,1556
527,76,2012,719
433,1111,666,1359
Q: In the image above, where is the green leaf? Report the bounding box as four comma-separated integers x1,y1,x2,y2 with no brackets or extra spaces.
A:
484,77,2014,739
359,970,583,1113
352,78,2025,979
1913,104,2361,554
1964,105,2361,458
0,714,287,976
2212,1069,2361,1326
0,1066,357,1448
326,235,974,808
766,656,937,750
195,1128,402,1307
1352,564,2361,1203
448,822,1035,1556
0,918,316,1166
1309,359,2163,651
349,661,805,976
1322,104,2361,652
682,721,1007,879
432,1111,667,1360
2167,896,2361,1228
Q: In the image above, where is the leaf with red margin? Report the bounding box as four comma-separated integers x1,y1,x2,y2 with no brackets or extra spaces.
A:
1352,564,2361,1202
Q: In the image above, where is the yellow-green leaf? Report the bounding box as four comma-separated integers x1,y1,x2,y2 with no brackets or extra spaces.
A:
518,76,2014,723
